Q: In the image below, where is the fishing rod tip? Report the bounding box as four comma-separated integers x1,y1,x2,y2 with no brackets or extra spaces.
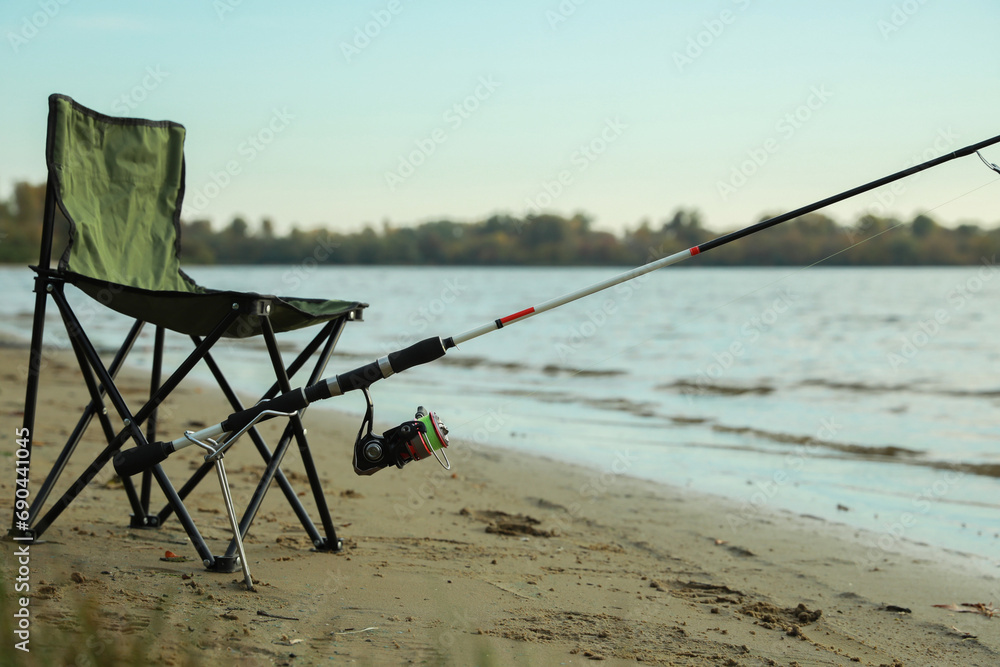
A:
976,151,1000,175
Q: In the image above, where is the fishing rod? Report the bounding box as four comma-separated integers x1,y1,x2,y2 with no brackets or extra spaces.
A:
114,132,1000,481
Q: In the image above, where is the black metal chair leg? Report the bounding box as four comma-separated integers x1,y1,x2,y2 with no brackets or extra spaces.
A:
289,320,345,550
10,177,58,539
26,318,144,526
141,326,166,513
222,421,301,560
222,317,345,557
181,345,324,542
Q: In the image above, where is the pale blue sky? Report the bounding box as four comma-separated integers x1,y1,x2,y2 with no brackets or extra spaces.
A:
2,1,999,234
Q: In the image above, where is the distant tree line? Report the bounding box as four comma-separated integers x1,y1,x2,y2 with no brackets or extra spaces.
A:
2,180,998,266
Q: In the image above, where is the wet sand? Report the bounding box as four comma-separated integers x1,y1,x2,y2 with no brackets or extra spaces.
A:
1,339,998,666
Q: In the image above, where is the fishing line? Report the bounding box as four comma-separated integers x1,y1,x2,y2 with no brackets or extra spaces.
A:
567,180,1000,398
705,174,1000,313
450,171,1000,430
114,133,1000,479
445,222,917,434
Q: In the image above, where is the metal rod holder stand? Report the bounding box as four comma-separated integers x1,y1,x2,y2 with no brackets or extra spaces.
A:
213,454,252,591
184,431,254,591
181,408,299,590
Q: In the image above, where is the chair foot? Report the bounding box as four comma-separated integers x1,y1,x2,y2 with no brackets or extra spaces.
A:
310,537,344,553
129,514,161,529
206,555,241,573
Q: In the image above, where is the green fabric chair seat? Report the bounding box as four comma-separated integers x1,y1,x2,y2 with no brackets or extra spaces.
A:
70,274,363,338
47,94,364,338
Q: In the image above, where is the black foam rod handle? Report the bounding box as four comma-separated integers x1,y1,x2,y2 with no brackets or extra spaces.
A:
336,360,383,393
334,338,447,395
221,388,309,433
388,337,447,373
114,441,173,477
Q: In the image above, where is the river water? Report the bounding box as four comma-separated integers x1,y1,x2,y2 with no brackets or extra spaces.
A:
2,264,998,565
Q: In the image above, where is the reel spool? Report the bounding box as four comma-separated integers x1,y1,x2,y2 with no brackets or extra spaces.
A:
353,389,451,476
399,408,450,464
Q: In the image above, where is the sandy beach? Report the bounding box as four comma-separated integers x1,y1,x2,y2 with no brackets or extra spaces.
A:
1,338,998,666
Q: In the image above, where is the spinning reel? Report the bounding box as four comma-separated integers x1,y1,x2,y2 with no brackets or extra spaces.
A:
353,388,451,476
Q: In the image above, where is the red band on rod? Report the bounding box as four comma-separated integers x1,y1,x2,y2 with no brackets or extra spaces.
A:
500,307,535,324
689,246,701,256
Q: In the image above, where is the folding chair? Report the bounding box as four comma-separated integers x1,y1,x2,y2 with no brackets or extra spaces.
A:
10,94,367,575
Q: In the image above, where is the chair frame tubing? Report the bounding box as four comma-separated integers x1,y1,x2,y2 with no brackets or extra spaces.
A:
163,317,348,559
11,180,352,570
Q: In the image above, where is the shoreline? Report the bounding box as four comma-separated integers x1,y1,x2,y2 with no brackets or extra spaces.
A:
1,339,999,665
5,319,990,572
3,265,999,568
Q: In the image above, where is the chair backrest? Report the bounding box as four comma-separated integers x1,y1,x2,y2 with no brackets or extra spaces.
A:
46,94,199,293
